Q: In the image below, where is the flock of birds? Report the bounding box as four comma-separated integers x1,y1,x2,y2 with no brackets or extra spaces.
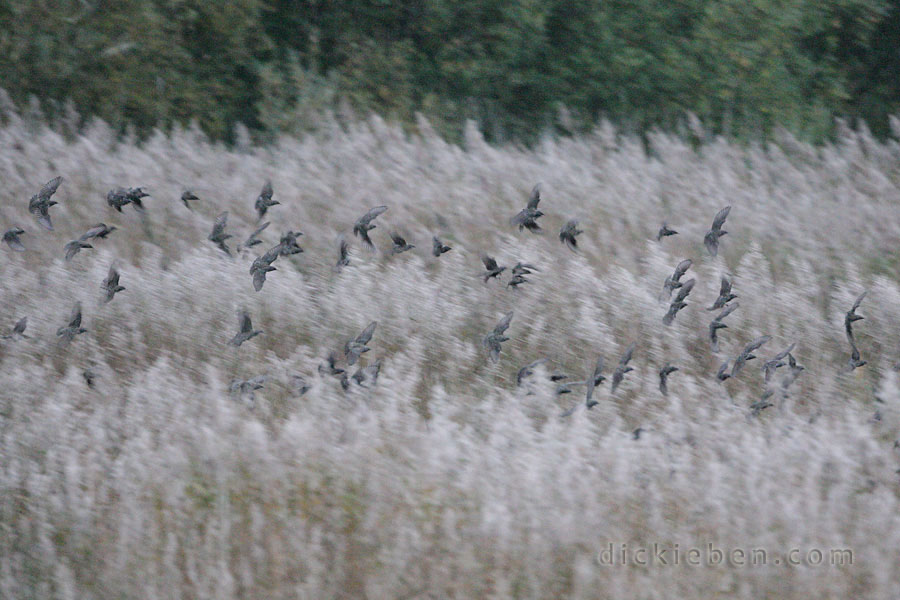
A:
1,178,876,415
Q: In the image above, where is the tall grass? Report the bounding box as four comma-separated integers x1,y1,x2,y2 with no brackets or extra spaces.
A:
2,103,900,598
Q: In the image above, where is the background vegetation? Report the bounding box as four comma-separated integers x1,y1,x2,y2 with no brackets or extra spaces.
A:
2,0,899,143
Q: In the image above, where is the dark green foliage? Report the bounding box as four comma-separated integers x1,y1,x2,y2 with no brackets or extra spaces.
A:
0,0,897,143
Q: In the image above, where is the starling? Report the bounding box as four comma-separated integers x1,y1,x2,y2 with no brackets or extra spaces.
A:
345,321,378,366
353,205,388,251
254,181,278,220
334,236,351,271
707,274,737,310
611,343,635,393
3,227,26,251
559,219,583,252
81,223,117,240
510,184,544,233
731,335,772,378
181,190,199,209
238,222,270,253
483,311,513,363
656,222,678,241
56,302,87,344
102,265,126,303
659,363,679,396
228,310,262,347
208,211,232,256
704,205,731,256
481,255,506,282
389,232,415,254
64,237,93,261
29,176,63,230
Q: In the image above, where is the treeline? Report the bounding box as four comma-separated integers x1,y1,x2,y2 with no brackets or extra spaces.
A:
2,0,898,143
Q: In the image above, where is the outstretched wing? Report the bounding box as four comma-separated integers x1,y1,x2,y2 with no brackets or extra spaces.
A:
711,205,731,230
357,205,388,227
526,184,541,210
493,311,514,335
355,321,378,345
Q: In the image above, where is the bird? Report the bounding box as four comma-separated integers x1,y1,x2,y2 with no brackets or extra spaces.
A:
585,356,607,408
656,223,678,241
844,290,867,347
3,227,26,251
750,392,774,416
389,232,415,254
228,310,262,347
56,302,87,344
334,236,351,271
432,236,452,257
352,359,382,387
762,343,796,382
345,321,378,366
663,278,695,325
516,358,548,387
716,361,732,382
707,275,737,310
846,343,867,372
661,259,692,300
181,190,199,209
126,187,149,211
83,368,97,389
278,230,304,256
81,223,117,240
511,262,538,276
254,181,278,220
559,219,583,252
709,302,739,352
704,205,731,256
506,274,529,289
481,255,506,282
238,222,269,253
102,265,125,303
659,363,679,396
2,317,29,340
510,184,544,233
353,206,388,251
731,335,772,378
318,351,346,377
781,353,805,392
107,187,148,212
611,343,635,393
483,311,513,363
230,376,267,406
208,212,232,256
250,245,280,291
64,237,93,261
29,176,63,230
292,375,311,396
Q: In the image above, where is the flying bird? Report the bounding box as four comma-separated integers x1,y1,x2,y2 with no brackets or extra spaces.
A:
663,277,695,325
345,321,378,366
81,223,117,240
511,262,538,276
228,310,262,347
208,211,232,256
846,342,867,372
353,205,388,251
334,236,351,271
254,181,278,220
29,176,63,230
656,223,678,241
318,351,346,377
3,227,26,251
709,302,739,352
181,190,199,209
64,237,93,261
659,363,679,396
844,290,867,347
611,343,635,393
481,255,506,282
250,244,280,291
389,232,415,254
352,359,383,388
107,187,148,212
716,361,732,382
585,356,607,408
432,236,452,257
559,219,583,252
238,222,270,253
506,274,529,289
731,335,772,378
56,302,87,344
510,184,544,233
707,274,737,310
102,265,125,303
278,230,304,256
483,311,513,363
516,358,548,387
2,317,29,340
661,259,692,300
704,205,731,256
762,343,796,383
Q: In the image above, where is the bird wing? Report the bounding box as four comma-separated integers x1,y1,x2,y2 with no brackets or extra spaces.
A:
390,232,405,246
711,205,731,230
69,303,82,328
247,221,270,242
211,212,228,237
39,176,63,201
482,255,498,271
743,335,772,354
355,321,378,345
619,343,635,366
850,290,868,312
239,311,253,333
715,302,739,322
719,275,732,296
493,311,514,335
526,184,541,210
358,205,388,227
260,180,273,199
673,259,692,280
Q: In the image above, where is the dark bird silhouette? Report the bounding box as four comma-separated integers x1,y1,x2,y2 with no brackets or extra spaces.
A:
64,237,93,261
353,206,388,251
432,236,451,257
709,302,739,352
483,311,513,363
102,265,125,303
181,190,199,209
208,211,232,256
29,176,63,230
611,343,635,393
107,187,148,212
511,262,538,276
345,321,378,366
506,274,529,289
389,232,415,254
334,236,351,271
56,302,87,344
659,363,679,396
352,359,382,387
661,259,693,300
716,361,732,382
229,310,262,346
278,230,304,256
585,356,607,408
762,343,796,383
844,290,867,347
657,222,678,241
482,255,507,282
250,245,280,292
318,351,346,377
731,335,772,378
2,317,29,340
781,353,805,391
707,274,737,310
559,219,583,252
516,358,548,387
846,343,867,372
82,223,117,240
750,392,774,416
3,227,26,251
510,184,544,233
663,277,695,325
254,181,278,220
704,205,731,256
127,187,149,211
238,222,269,253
